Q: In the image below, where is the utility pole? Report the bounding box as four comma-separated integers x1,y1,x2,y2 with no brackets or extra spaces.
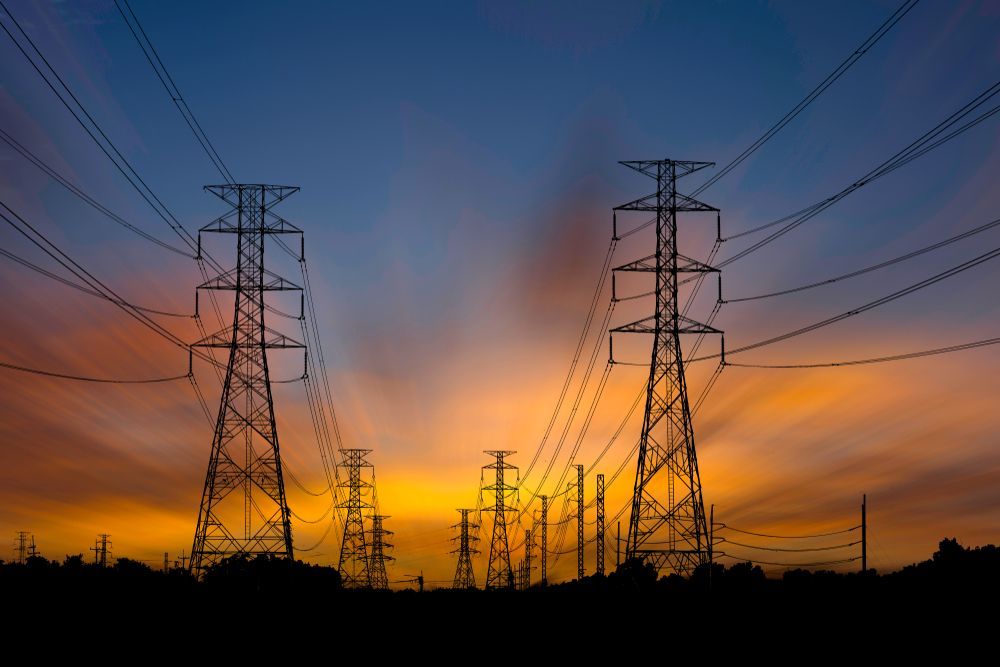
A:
861,494,867,574
176,549,188,571
163,552,169,573
576,464,584,580
610,159,722,577
483,450,517,590
368,514,394,590
190,184,304,575
540,495,548,586
338,448,374,588
27,535,38,559
596,473,605,576
451,508,479,589
91,534,112,567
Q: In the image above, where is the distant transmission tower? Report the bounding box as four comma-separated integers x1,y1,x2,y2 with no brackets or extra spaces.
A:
190,184,304,574
611,159,722,576
91,534,112,567
540,495,548,586
451,508,479,589
523,528,533,589
576,464,585,580
483,450,517,590
338,448,374,588
13,531,29,564
368,514,394,590
596,473,605,576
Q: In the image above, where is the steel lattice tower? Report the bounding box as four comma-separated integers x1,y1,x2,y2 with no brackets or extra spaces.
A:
483,450,517,590
611,159,722,576
523,528,533,589
596,473,605,576
575,464,585,580
451,508,479,589
338,448,374,588
13,531,29,564
91,534,112,567
368,514,394,590
190,184,304,574
540,495,548,586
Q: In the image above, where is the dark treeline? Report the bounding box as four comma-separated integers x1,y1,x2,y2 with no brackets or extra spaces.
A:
2,537,996,600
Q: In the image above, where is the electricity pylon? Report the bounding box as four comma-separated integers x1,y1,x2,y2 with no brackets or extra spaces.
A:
338,448,374,588
190,184,304,574
540,495,548,585
610,159,723,576
451,508,479,589
483,450,517,590
522,527,533,590
596,473,605,576
368,514,394,590
91,534,112,567
13,531,29,564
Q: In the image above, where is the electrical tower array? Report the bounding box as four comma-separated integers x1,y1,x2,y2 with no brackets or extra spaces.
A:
189,184,304,574
611,159,723,577
483,450,517,590
451,508,479,589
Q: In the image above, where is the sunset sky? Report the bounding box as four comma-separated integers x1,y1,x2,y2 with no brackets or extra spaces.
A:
1,0,999,586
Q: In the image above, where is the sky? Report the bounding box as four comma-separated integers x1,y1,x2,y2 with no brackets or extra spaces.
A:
0,0,999,586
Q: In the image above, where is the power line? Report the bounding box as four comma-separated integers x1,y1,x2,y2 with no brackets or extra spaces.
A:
719,80,1000,264
0,1,211,266
691,242,1000,363
725,215,1000,303
716,553,861,568
520,238,617,485
114,0,235,184
691,0,921,197
0,360,187,384
0,198,222,373
0,127,193,256
726,335,1000,369
0,246,191,317
715,524,860,539
718,538,861,553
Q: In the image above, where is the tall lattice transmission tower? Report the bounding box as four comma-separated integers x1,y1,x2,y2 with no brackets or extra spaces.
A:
522,527,533,590
610,159,722,576
338,448,374,588
483,450,517,590
540,495,548,585
575,463,585,580
368,514,394,590
13,531,30,564
190,184,304,574
92,534,113,567
596,473,605,576
451,508,479,589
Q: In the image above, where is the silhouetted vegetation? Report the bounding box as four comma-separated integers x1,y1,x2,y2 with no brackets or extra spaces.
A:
2,538,997,611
